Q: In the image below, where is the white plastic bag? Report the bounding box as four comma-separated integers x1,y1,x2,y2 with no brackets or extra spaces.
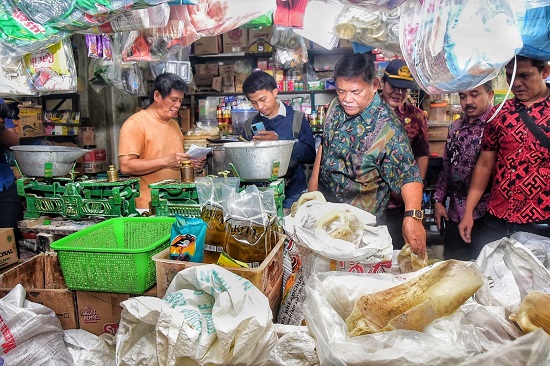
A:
115,265,277,366
0,284,73,366
302,266,523,365
474,237,550,312
399,0,523,93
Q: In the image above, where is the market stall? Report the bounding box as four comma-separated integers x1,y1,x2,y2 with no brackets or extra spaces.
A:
1,0,550,365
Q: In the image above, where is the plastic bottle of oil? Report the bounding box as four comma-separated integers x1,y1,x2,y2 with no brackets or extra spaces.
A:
201,203,226,264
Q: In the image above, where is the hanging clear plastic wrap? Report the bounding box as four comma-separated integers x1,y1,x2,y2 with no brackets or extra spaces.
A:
271,26,309,68
23,39,77,94
334,5,401,55
399,0,523,94
516,4,550,60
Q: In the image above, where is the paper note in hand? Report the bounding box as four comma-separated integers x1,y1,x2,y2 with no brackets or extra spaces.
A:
186,144,213,159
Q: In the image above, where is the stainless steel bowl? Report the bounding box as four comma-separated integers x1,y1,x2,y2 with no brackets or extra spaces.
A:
11,145,90,177
223,140,295,180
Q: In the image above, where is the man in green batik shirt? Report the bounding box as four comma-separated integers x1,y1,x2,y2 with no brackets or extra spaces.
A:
309,53,426,258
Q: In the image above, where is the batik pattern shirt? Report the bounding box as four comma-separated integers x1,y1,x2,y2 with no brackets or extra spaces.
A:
318,94,422,221
394,102,430,158
433,108,492,223
482,96,550,224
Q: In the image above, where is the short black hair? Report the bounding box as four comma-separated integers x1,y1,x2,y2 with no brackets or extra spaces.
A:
481,80,493,92
333,53,376,84
149,72,188,104
513,55,548,72
243,71,277,95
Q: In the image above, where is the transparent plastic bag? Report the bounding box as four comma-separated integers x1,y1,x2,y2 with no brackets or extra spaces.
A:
334,5,401,55
516,5,550,60
0,60,36,96
339,0,407,10
271,26,309,68
399,0,523,94
23,39,77,94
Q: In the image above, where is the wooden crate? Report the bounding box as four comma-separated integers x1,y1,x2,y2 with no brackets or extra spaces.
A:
153,234,285,316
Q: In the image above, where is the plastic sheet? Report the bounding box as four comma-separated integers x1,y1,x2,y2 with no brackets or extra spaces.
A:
399,0,523,94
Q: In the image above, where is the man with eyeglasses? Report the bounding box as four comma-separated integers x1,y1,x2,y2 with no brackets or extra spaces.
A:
380,59,430,250
309,53,426,258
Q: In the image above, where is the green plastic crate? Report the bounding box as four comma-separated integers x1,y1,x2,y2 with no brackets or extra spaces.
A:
50,217,175,294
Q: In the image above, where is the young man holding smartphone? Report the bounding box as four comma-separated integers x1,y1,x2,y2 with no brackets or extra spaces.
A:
241,71,316,209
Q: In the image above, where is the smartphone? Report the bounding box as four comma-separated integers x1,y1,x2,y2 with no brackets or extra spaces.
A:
251,122,266,136
440,216,446,236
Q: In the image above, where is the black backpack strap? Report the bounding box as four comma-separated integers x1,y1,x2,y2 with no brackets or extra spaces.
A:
292,111,305,139
518,107,550,150
243,114,259,140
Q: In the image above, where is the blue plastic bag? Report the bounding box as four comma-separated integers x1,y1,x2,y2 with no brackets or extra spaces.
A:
517,6,550,60
170,215,207,262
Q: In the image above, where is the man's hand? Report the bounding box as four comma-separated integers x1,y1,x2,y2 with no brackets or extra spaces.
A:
165,152,190,169
252,130,278,141
458,213,474,243
402,217,427,259
192,156,207,172
434,202,448,230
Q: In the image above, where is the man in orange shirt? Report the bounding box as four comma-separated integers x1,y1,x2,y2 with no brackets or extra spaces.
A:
118,73,205,210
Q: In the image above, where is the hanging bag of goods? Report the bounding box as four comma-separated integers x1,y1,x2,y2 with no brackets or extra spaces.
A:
398,0,523,94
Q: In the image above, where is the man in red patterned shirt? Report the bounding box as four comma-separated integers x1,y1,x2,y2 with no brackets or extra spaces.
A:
459,56,550,246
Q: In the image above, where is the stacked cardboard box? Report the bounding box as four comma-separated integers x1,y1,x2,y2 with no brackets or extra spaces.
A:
83,148,108,174
16,106,43,138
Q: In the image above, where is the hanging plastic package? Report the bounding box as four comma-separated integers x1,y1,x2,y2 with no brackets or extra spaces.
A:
242,10,274,28
339,0,407,10
0,2,69,63
23,39,77,94
81,2,170,34
187,0,277,37
399,0,523,94
170,215,207,262
271,26,309,68
0,60,35,96
334,5,401,55
516,5,550,60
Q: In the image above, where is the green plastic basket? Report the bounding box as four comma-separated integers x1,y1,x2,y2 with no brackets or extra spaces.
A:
50,217,175,294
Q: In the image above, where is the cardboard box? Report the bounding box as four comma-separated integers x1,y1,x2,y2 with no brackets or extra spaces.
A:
0,228,18,269
338,39,353,48
223,27,249,53
235,73,250,93
219,64,236,78
193,35,222,55
153,235,285,316
222,75,235,93
83,148,107,162
76,285,158,336
179,108,191,133
17,106,43,138
83,161,109,174
248,27,273,53
193,73,215,87
212,76,222,92
195,63,219,75
0,253,78,329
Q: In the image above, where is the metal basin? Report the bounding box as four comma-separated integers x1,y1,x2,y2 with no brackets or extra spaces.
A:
11,145,90,177
223,140,295,180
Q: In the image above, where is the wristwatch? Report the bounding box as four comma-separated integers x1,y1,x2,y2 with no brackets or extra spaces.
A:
404,209,424,221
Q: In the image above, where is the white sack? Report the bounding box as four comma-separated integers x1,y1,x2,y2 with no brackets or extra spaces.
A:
0,284,73,366
285,200,392,262
302,263,524,365
64,329,116,366
475,237,550,312
115,264,277,366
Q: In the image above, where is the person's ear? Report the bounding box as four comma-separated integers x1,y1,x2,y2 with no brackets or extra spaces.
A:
272,88,278,99
153,90,161,102
542,65,550,80
373,78,380,90
488,90,495,101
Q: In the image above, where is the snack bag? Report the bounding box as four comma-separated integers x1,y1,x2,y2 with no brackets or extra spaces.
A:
170,215,207,262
